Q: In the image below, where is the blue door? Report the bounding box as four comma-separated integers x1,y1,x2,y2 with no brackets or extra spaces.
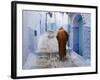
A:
73,27,79,53
73,15,83,56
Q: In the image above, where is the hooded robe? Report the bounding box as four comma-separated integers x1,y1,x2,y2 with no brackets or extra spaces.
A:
56,27,69,61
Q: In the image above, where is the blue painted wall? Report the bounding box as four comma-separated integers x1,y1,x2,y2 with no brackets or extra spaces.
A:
82,27,91,59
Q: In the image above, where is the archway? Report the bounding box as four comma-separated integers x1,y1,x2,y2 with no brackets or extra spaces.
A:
73,14,83,56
